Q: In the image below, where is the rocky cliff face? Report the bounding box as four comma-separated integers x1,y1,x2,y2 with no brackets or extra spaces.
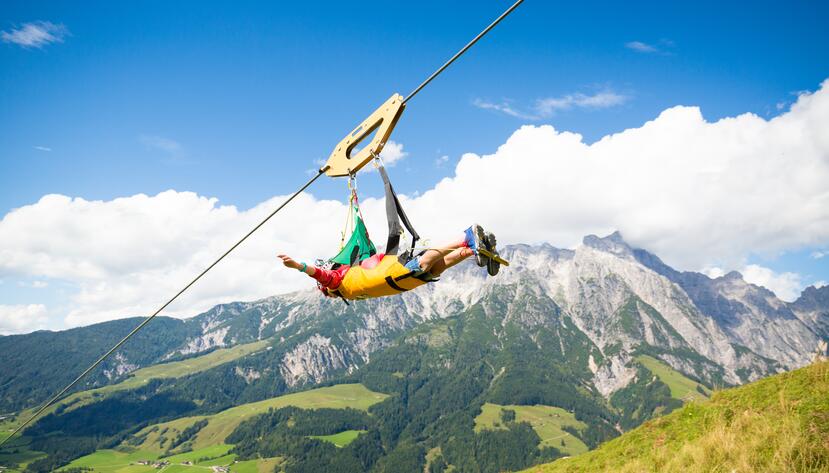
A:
164,232,825,398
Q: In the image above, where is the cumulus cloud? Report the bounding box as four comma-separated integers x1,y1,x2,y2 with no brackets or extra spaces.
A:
379,140,407,166
2,79,829,331
741,265,803,302
0,304,48,335
0,190,372,328
2,21,68,48
474,90,628,120
813,280,827,289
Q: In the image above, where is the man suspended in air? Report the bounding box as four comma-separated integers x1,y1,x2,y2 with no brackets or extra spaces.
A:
278,224,502,301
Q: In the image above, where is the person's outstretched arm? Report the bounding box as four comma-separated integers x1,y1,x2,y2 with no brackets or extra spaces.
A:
277,254,316,276
277,254,343,290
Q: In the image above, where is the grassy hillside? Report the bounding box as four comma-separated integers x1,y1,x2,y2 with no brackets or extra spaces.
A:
19,339,269,420
475,403,589,456
56,383,387,472
309,430,367,447
129,383,387,453
0,340,269,472
636,355,710,401
524,360,829,473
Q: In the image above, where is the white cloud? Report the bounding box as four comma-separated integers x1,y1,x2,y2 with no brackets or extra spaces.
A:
0,190,371,328
813,280,827,289
741,265,803,302
625,40,674,55
34,146,52,152
3,79,829,330
474,90,628,119
409,79,829,270
472,99,536,119
31,280,48,289
701,267,726,279
811,250,827,259
140,135,182,155
2,21,68,48
379,140,407,166
435,155,450,167
0,304,48,335
534,91,628,116
625,41,658,53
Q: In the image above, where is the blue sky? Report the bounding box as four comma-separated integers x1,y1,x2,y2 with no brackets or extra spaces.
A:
1,0,828,331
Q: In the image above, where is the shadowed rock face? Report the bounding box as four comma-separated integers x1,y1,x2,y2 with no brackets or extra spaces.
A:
631,241,821,371
790,285,829,339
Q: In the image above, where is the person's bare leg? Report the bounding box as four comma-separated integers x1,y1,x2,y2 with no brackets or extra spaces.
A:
429,247,474,276
416,239,466,271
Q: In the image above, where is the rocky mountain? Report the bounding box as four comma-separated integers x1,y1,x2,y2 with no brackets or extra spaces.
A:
1,232,824,414
3,232,827,472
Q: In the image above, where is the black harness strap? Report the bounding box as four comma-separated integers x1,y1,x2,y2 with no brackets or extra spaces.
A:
384,276,406,292
379,164,420,256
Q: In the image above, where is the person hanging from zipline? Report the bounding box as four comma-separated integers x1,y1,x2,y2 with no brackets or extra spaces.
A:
276,162,506,301
278,223,501,300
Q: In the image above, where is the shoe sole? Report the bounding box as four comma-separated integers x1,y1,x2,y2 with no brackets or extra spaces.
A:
485,232,500,276
472,225,487,267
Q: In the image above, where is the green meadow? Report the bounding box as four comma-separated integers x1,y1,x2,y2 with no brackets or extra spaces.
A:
132,383,388,453
475,403,589,456
309,429,366,447
636,355,711,401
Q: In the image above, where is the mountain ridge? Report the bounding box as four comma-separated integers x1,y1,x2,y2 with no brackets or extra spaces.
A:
2,232,827,472
1,233,825,413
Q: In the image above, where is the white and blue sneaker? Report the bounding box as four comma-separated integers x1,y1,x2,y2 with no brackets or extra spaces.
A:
464,224,489,267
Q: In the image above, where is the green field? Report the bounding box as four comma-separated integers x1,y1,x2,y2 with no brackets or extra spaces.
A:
524,360,829,473
132,383,388,453
636,355,711,401
475,403,589,456
309,429,366,447
231,457,284,473
60,383,387,472
60,444,240,472
61,444,282,472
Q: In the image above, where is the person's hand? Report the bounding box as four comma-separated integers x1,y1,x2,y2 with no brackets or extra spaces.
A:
277,254,301,270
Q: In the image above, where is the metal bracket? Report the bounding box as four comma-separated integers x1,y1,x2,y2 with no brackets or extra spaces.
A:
323,93,406,177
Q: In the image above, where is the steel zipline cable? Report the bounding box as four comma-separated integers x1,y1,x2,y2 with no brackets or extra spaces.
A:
0,0,525,449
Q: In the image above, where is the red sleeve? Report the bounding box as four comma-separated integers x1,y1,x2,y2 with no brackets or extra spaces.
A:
310,265,348,289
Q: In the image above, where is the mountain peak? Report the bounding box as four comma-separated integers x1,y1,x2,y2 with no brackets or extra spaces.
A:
722,270,744,281
582,231,633,257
